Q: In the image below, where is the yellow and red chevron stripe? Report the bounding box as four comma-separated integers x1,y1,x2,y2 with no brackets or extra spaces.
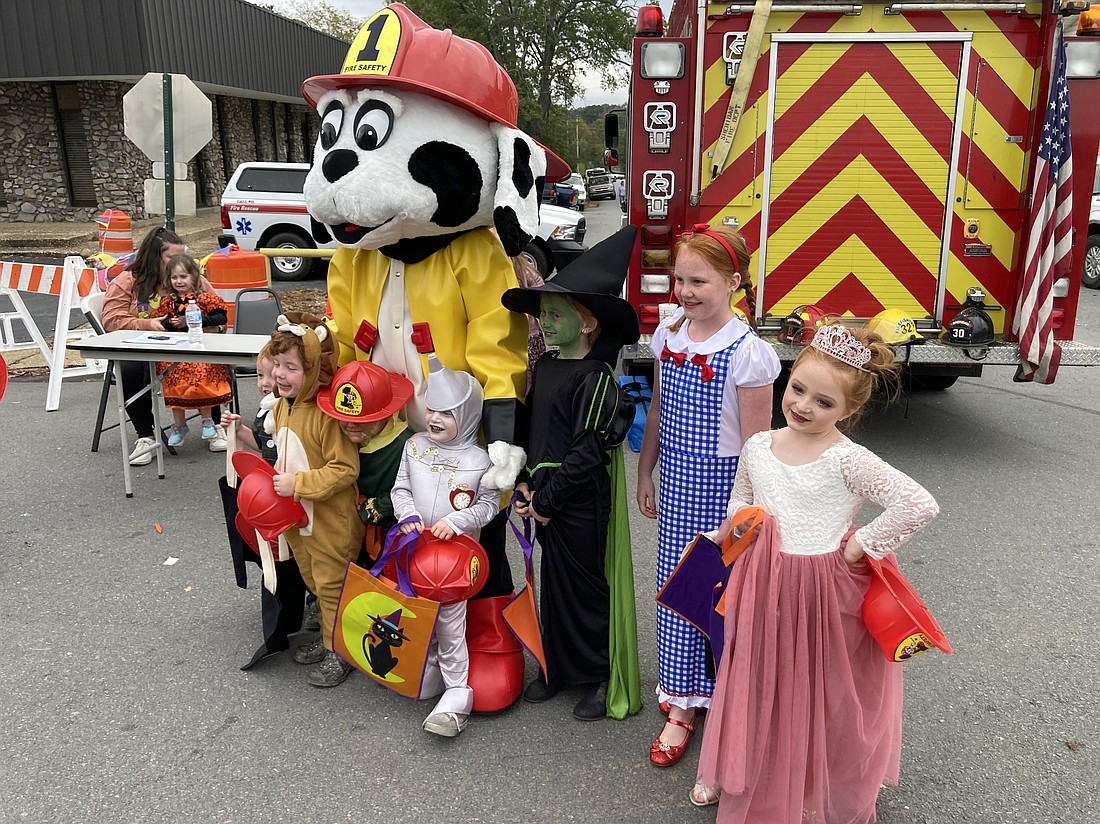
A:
696,3,1043,331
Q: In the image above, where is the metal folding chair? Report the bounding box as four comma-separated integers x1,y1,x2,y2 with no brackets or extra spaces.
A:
81,292,188,455
229,288,282,412
80,292,119,452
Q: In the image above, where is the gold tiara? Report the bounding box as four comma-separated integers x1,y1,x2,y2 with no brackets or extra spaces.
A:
810,324,872,371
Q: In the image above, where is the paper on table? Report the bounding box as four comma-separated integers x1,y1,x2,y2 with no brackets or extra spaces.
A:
123,332,192,345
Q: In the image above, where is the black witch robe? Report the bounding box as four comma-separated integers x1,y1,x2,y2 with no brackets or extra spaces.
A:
521,352,625,685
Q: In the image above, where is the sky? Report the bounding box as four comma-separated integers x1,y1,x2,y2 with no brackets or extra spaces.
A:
250,0,674,107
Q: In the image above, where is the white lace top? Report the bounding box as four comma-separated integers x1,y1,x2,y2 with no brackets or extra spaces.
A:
726,431,939,558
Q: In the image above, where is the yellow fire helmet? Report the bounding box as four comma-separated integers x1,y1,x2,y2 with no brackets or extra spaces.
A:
868,308,924,345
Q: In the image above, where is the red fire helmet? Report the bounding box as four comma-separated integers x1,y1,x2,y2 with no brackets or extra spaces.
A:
301,3,570,182
408,532,488,604
303,4,516,127
316,359,413,424
862,555,951,662
232,452,308,543
778,304,831,345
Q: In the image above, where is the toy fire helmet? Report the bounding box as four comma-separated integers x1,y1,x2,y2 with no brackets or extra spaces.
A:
408,532,488,604
316,359,413,423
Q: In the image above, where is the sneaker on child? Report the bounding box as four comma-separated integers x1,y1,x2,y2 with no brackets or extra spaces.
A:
423,712,468,737
167,424,187,447
128,436,157,466
208,425,228,452
201,418,218,440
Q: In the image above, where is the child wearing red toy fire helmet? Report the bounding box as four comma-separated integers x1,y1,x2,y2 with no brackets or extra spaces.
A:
267,313,363,689
316,359,414,563
693,323,940,819
390,356,501,738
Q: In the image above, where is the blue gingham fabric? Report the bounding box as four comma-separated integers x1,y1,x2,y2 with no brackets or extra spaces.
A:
655,334,747,702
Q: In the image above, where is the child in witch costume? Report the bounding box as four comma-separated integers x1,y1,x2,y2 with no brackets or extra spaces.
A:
315,357,414,564
390,357,502,737
504,226,643,721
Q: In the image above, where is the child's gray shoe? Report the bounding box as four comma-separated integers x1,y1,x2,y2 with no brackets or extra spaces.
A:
293,638,326,665
307,651,354,688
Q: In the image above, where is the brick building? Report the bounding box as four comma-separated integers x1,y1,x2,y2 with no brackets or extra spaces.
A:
0,0,347,222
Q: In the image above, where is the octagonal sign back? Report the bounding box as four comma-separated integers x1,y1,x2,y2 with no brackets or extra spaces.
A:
123,73,212,162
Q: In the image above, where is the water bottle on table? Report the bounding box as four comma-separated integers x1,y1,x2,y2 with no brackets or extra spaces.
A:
185,299,203,345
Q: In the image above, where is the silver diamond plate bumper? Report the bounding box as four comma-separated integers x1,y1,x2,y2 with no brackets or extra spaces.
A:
624,336,1100,368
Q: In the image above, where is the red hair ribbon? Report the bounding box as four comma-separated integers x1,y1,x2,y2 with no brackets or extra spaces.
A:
691,353,715,382
677,223,741,272
660,344,686,367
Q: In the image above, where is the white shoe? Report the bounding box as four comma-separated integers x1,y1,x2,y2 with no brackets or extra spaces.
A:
208,425,228,452
422,711,468,738
128,436,157,466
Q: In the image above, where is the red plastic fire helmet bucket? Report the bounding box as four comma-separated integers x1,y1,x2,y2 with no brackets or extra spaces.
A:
0,354,8,402
862,555,952,662
234,512,261,555
408,532,488,604
466,595,524,713
232,452,308,543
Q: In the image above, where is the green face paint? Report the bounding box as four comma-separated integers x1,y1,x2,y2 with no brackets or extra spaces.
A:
539,293,589,359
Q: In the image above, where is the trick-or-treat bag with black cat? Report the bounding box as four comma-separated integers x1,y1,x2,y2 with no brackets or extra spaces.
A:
333,525,441,699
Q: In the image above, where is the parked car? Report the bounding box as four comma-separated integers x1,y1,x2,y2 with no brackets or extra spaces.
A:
222,161,585,281
526,203,586,277
586,172,615,201
584,167,607,181
542,179,577,210
568,173,587,211
1084,163,1100,290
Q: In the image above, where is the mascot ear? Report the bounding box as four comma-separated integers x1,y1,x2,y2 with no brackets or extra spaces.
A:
490,124,547,257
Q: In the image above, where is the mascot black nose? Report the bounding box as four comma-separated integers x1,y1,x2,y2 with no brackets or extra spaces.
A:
322,149,359,183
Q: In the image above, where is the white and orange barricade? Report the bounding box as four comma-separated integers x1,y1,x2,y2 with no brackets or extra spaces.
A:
0,256,105,410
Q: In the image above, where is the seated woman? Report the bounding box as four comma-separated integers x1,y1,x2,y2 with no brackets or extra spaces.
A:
101,227,226,463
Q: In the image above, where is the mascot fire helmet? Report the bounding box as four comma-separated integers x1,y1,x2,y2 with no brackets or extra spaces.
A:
301,3,568,182
778,304,830,345
869,309,924,345
303,4,517,126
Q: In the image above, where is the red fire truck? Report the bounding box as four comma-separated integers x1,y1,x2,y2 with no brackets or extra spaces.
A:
617,0,1100,386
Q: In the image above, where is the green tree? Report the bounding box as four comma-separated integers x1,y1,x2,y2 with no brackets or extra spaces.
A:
405,0,634,140
272,0,365,42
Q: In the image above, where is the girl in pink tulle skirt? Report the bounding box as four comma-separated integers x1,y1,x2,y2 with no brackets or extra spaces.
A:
694,323,940,823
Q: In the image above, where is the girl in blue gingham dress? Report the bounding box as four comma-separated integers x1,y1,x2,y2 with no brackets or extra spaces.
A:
637,224,780,769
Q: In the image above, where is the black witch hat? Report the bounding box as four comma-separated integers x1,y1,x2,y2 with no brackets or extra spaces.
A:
502,225,640,360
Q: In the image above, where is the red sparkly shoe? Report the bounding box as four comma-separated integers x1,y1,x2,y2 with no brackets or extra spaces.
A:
649,713,695,767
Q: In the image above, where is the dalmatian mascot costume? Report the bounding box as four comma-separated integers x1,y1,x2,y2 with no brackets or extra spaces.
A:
301,4,565,712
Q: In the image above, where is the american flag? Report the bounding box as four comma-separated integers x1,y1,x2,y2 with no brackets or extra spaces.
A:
1013,31,1073,384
